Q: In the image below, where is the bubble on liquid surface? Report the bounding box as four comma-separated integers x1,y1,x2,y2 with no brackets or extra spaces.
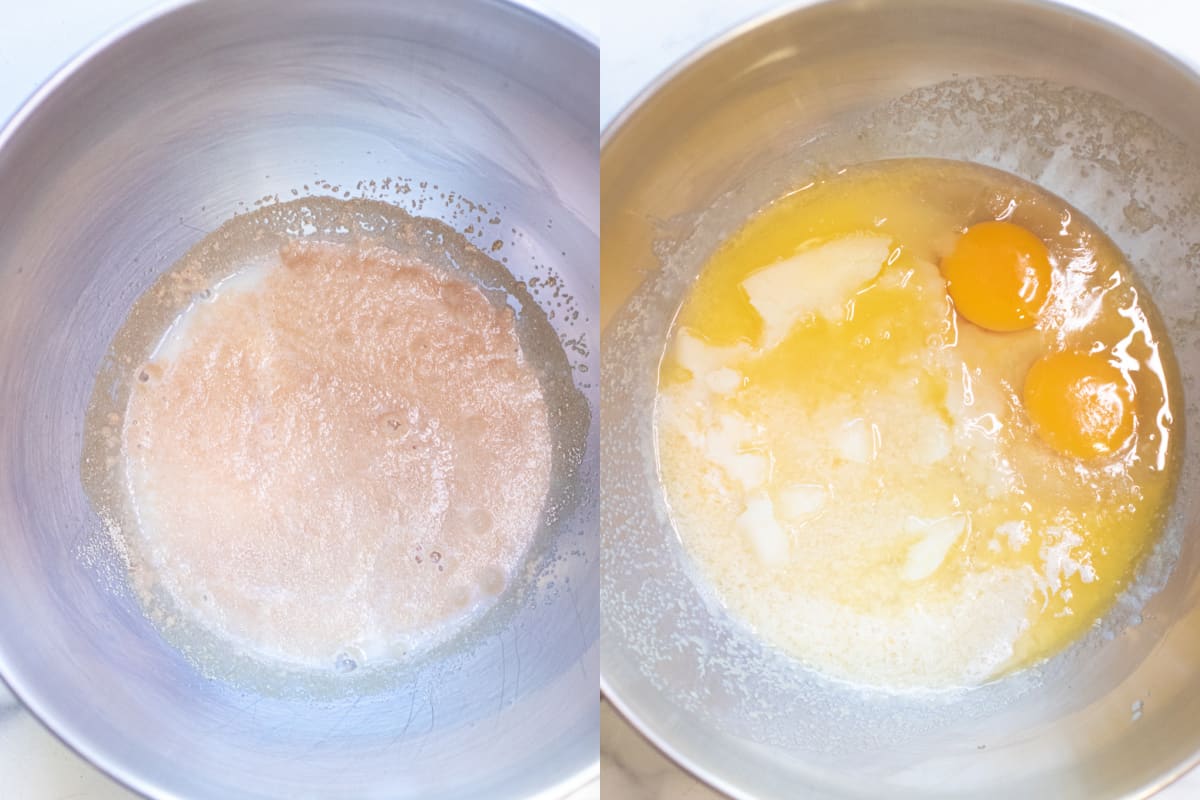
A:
334,648,363,674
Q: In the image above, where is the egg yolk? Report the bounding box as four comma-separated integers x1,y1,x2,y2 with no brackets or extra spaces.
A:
940,221,1052,331
1023,350,1135,459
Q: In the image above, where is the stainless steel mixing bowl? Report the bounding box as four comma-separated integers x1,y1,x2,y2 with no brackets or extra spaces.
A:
601,1,1200,798
0,1,598,798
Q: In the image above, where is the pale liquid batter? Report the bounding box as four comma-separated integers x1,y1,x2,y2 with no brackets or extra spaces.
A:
123,240,552,668
656,159,1181,690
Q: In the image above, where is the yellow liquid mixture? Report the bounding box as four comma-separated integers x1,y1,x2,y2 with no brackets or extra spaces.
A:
655,159,1181,690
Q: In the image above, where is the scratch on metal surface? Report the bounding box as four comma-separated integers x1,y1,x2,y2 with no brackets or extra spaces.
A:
320,696,362,743
498,632,508,714
286,697,362,761
568,585,592,681
566,584,590,681
400,690,417,737
512,626,522,702
427,683,437,735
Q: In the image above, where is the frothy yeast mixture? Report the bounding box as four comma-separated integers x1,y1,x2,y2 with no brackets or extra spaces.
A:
656,159,1181,691
124,240,552,668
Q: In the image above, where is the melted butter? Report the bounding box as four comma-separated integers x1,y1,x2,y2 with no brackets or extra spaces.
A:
656,158,1181,689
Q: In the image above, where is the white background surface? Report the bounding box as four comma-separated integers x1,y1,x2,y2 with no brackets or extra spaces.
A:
4,1,1200,799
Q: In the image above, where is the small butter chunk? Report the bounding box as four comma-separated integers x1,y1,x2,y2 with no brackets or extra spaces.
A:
901,514,968,581
674,328,750,377
1039,526,1097,595
705,367,743,395
778,483,827,522
704,412,769,491
834,418,878,464
740,233,893,348
737,493,790,566
995,520,1030,550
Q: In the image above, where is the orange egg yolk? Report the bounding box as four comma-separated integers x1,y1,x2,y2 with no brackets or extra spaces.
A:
940,221,1052,331
1023,350,1135,459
